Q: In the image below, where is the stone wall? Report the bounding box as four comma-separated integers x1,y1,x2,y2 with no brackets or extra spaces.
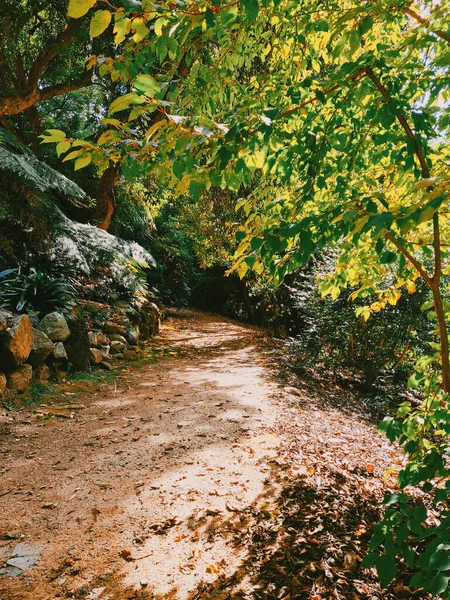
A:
0,298,161,397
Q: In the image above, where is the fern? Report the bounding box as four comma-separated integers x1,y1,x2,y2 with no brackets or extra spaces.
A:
0,128,86,204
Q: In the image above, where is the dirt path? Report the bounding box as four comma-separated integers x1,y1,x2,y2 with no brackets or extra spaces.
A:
0,311,404,600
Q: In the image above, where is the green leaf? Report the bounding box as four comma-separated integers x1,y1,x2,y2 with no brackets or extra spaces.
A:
376,554,397,588
380,251,396,264
134,74,160,96
108,93,145,115
68,0,97,18
90,10,112,37
429,572,450,595
430,550,450,571
361,551,378,568
242,0,259,21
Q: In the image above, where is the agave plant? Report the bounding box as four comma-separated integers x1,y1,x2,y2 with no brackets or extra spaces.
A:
0,266,76,315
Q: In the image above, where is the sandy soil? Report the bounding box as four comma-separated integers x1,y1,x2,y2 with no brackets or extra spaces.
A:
0,311,402,600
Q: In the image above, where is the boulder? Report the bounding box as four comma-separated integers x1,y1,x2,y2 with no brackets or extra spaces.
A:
0,314,33,370
110,340,126,354
96,332,109,345
83,301,105,314
103,321,126,336
125,327,140,345
88,332,98,347
109,334,128,345
27,329,53,366
124,349,139,361
53,342,68,360
7,364,32,393
99,361,114,371
33,364,51,382
89,348,103,364
37,312,70,342
65,320,90,372
0,309,14,333
140,302,161,339
0,372,6,395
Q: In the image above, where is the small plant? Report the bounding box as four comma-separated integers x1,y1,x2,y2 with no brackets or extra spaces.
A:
0,266,76,315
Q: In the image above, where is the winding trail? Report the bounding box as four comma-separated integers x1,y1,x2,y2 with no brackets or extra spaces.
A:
0,311,402,600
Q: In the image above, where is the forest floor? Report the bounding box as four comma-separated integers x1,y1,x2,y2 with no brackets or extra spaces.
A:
0,310,415,600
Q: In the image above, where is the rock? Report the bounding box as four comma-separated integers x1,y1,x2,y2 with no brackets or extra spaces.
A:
0,372,6,394
110,340,126,354
0,314,33,370
83,301,105,314
96,332,109,345
53,342,68,360
125,327,140,345
7,364,33,392
103,321,126,335
88,331,98,347
0,309,14,333
109,334,128,345
99,361,114,371
37,312,70,342
140,302,161,339
114,353,124,360
124,349,138,361
90,348,103,364
65,320,90,372
33,364,51,382
27,329,53,366
4,543,42,574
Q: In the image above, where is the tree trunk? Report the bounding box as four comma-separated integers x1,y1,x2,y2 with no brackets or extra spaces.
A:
431,283,450,393
95,165,121,230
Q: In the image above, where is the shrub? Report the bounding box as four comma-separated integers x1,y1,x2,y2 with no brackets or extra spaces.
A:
0,266,76,315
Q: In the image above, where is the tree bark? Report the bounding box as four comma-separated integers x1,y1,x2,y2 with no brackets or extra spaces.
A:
431,282,450,393
0,74,92,118
95,165,121,230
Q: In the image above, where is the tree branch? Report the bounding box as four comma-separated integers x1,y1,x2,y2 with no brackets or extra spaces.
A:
364,67,430,179
0,72,92,118
402,6,450,44
384,232,432,284
27,18,81,87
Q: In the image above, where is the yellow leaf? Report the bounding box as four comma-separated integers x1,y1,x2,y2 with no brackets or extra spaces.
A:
40,129,66,143
62,150,82,162
236,260,249,279
101,117,122,128
68,0,97,19
154,17,167,37
114,12,132,44
406,280,416,294
74,154,92,171
90,10,112,37
132,17,149,42
56,140,71,157
97,130,121,145
280,44,290,59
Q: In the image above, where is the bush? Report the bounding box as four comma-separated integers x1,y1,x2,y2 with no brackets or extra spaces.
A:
0,265,76,316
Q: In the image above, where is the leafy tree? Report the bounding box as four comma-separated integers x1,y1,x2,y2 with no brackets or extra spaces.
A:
42,0,450,592
0,0,93,121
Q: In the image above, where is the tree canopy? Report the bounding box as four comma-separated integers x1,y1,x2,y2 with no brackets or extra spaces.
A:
6,0,450,594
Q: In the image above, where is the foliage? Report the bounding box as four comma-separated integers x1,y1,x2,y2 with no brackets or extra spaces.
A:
0,265,76,315
110,179,155,247
36,0,450,592
264,261,431,387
